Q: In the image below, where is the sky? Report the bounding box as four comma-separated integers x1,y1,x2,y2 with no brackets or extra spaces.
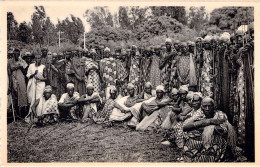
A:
8,5,223,33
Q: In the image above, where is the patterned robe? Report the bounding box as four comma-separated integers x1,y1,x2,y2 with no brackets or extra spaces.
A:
100,57,118,87
129,55,141,90
182,111,231,162
149,54,161,89
177,55,190,85
200,50,213,97
85,58,101,93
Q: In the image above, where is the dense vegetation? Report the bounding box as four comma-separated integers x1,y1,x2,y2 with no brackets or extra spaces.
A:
7,6,253,53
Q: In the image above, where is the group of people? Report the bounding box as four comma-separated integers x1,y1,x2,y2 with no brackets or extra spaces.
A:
7,26,254,162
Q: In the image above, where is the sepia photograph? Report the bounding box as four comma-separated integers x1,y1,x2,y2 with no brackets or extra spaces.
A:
4,3,255,163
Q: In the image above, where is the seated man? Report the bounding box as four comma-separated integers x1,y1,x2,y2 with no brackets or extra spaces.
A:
58,83,80,121
136,85,169,131
163,92,203,147
93,85,118,125
161,88,181,130
78,84,102,123
109,83,149,126
181,97,236,162
31,85,59,126
138,82,155,100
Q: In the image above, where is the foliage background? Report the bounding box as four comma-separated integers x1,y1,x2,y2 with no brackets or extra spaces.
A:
7,6,254,54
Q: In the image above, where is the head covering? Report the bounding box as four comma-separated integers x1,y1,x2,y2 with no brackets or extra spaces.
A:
41,47,48,51
86,83,94,89
171,88,178,95
190,41,195,46
235,29,244,36
174,40,180,44
193,92,203,99
25,52,31,56
202,97,214,104
104,47,110,52
144,82,152,88
181,42,187,47
203,35,212,43
47,51,52,55
156,85,165,92
90,48,96,54
66,83,75,89
179,85,189,93
131,45,137,50
83,48,88,53
110,85,117,93
52,53,57,57
127,83,135,89
165,38,172,44
196,37,203,42
186,91,194,100
44,85,52,92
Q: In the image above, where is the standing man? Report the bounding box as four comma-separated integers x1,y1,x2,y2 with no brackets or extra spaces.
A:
129,45,142,94
8,49,28,118
160,38,177,93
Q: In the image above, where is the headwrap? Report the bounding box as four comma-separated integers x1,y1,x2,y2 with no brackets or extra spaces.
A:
179,85,189,94
165,38,172,44
47,51,52,55
181,42,187,47
144,82,152,88
127,83,135,89
86,83,94,89
25,52,31,55
41,47,48,51
66,83,75,89
174,40,180,44
110,85,117,93
193,92,203,99
104,47,110,52
196,37,203,42
52,53,57,57
156,85,165,92
186,91,194,100
44,85,52,92
83,48,88,53
202,96,214,105
171,88,178,95
90,49,96,54
131,45,137,50
203,35,212,43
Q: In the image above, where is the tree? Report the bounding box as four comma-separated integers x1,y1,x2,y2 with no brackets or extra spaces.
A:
57,15,84,44
150,6,188,25
7,12,18,40
209,7,253,32
118,7,131,30
85,7,115,28
31,6,46,45
17,22,32,44
188,6,208,31
42,17,57,46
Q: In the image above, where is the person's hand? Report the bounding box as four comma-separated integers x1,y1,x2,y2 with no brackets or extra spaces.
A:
210,118,225,125
34,70,38,75
34,76,39,80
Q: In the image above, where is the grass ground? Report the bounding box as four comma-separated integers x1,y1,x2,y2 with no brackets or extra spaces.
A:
7,121,179,162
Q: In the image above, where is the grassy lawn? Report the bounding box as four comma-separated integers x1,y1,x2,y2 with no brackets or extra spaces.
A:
7,121,179,162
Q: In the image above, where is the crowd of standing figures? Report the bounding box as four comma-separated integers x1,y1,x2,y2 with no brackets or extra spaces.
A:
7,26,254,162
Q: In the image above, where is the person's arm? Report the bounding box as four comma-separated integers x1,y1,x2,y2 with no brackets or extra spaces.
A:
183,119,212,131
183,118,225,131
114,102,129,113
51,64,59,73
